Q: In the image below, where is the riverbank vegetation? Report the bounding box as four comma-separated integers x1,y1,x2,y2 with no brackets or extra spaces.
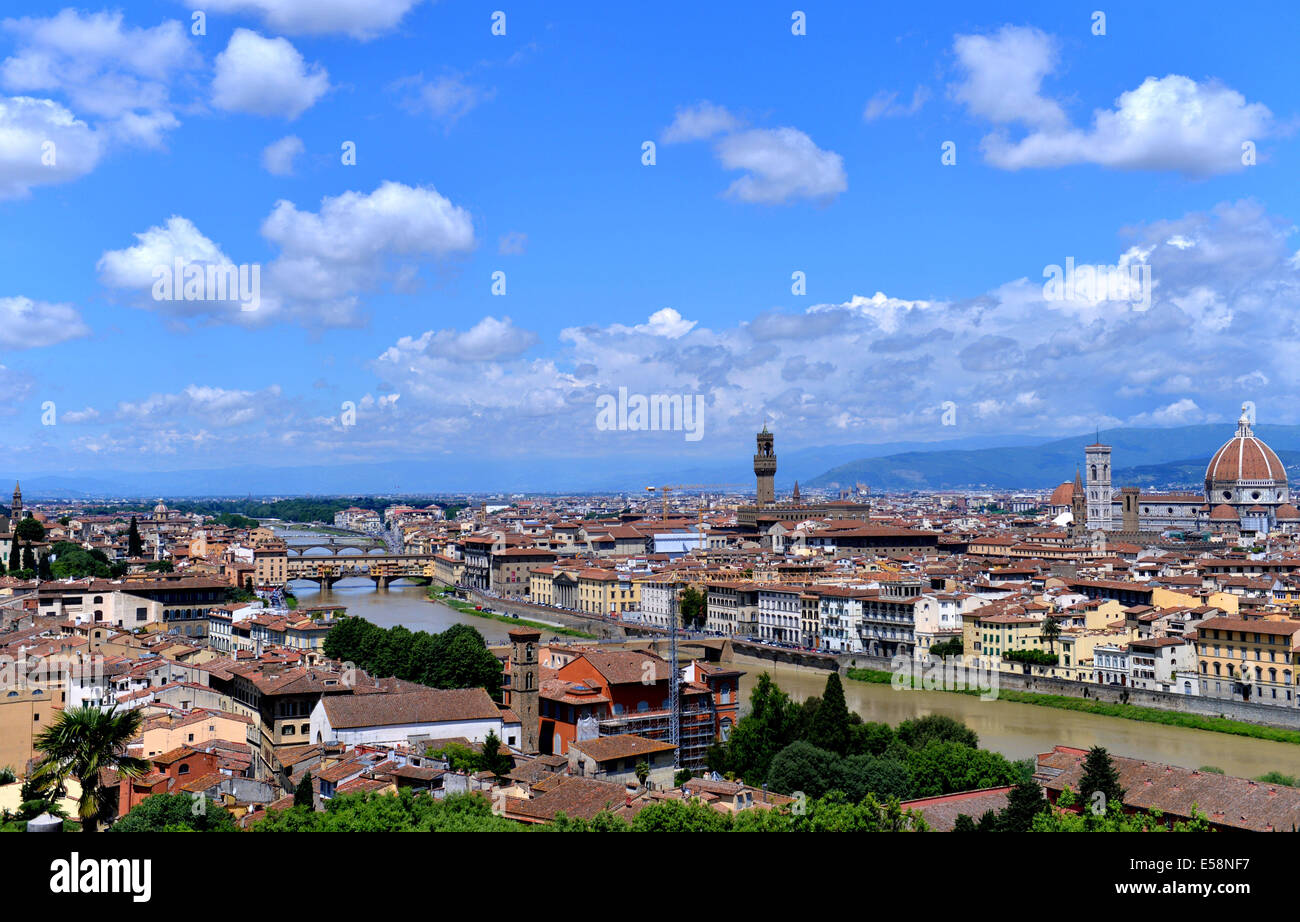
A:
429,586,595,639
847,667,1300,746
322,618,503,699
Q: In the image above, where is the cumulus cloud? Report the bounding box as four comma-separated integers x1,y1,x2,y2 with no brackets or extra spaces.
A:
714,128,846,204
863,87,930,121
394,73,495,125
416,316,538,362
662,101,744,143
118,384,282,428
0,95,103,198
212,29,329,120
1,9,196,147
199,0,427,40
100,181,476,327
0,296,90,348
261,134,304,175
951,25,1274,176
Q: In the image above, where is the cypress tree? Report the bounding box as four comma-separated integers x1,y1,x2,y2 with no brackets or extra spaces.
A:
998,778,1047,832
127,516,143,558
807,671,851,755
294,772,314,808
1079,746,1125,815
8,540,19,573
21,544,35,572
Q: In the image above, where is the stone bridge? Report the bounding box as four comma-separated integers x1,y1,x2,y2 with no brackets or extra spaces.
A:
285,553,436,590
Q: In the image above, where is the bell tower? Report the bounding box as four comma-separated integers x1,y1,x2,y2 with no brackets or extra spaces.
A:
10,482,21,522
507,628,540,754
1085,441,1112,531
754,425,776,507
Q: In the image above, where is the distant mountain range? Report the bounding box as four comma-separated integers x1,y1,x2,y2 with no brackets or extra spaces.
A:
12,423,1297,498
807,424,1300,493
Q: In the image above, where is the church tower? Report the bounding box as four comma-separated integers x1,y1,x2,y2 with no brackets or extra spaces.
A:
1070,467,1086,538
10,482,21,521
754,425,776,507
1085,442,1112,531
507,628,540,754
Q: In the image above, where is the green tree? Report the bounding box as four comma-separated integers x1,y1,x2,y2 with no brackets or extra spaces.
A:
127,516,143,557
807,672,851,755
1078,746,1126,814
952,813,977,832
678,586,707,630
896,714,979,750
997,777,1047,832
720,672,798,785
37,553,51,580
111,793,238,832
767,741,840,799
21,544,35,572
31,705,148,832
1040,617,1062,655
8,540,19,573
15,515,45,542
480,730,512,779
294,772,314,808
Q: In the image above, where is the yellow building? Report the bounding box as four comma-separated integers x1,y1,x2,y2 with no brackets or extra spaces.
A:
136,709,254,758
577,568,640,616
1195,615,1300,706
0,686,63,775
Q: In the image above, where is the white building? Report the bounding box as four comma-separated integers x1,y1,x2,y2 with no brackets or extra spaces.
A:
1127,637,1195,693
757,585,802,645
819,588,867,654
310,687,506,748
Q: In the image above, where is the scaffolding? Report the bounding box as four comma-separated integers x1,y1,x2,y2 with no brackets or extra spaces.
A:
598,704,716,771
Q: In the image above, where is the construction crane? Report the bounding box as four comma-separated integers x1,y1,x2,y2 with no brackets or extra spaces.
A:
645,483,747,521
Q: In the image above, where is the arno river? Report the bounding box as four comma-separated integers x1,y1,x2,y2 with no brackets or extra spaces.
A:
282,533,1300,778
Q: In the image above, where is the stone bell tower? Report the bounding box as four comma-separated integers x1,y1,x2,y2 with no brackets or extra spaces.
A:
507,628,540,754
754,425,776,507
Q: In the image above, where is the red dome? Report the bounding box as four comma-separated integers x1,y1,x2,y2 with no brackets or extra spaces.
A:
1048,482,1076,506
1209,503,1240,521
1206,411,1286,484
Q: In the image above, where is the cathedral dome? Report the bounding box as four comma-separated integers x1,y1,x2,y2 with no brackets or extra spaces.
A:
1209,503,1240,521
1204,405,1288,506
1048,482,1076,506
1276,503,1300,520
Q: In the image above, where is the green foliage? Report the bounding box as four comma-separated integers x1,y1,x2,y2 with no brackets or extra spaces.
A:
719,673,799,785
145,560,175,572
48,541,120,579
0,766,15,785
997,778,1048,832
31,705,148,832
111,793,238,832
15,515,45,542
255,790,522,832
1078,746,1126,812
903,741,1021,798
323,617,502,699
678,586,707,629
294,772,314,808
896,714,979,750
1198,765,1225,774
428,742,482,774
127,516,143,558
212,513,260,529
930,637,963,658
767,741,841,799
1254,771,1296,787
1002,649,1059,666
807,672,851,755
480,730,513,778
1032,790,1212,832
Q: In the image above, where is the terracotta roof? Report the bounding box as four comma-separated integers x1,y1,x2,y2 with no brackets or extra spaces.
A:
321,687,501,729
570,733,676,762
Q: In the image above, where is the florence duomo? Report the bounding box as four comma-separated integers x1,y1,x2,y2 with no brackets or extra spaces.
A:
1056,404,1300,538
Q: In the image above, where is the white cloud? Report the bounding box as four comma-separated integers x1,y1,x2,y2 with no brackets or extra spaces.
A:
0,296,90,348
395,73,495,125
662,101,744,143
1,10,196,147
418,316,538,362
714,127,847,204
61,407,99,424
863,86,930,121
952,26,1274,176
212,29,329,120
1128,398,1207,426
199,0,427,40
262,134,304,176
101,181,476,327
118,384,281,428
0,95,103,198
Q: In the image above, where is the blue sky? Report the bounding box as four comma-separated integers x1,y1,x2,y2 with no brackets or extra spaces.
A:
3,0,1300,480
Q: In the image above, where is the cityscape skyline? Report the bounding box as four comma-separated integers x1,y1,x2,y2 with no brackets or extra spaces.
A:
3,1,1300,476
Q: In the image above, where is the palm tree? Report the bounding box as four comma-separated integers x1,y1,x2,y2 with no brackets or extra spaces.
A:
31,705,148,832
1041,617,1062,655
